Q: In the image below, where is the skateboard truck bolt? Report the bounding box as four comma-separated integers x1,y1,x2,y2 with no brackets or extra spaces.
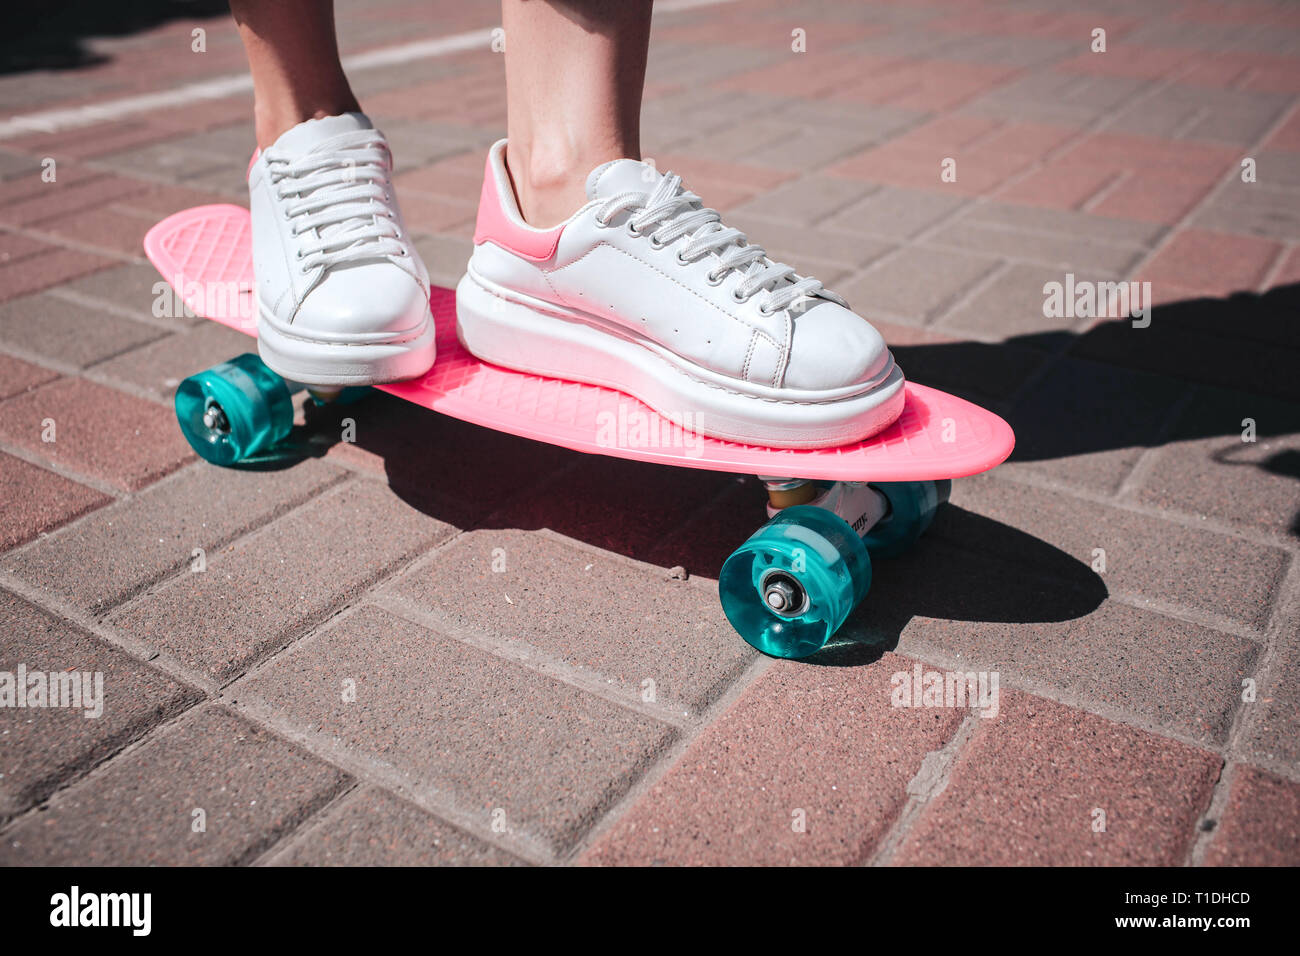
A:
202,400,231,435
761,570,808,616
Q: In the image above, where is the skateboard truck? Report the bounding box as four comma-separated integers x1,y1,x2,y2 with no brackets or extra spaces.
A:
719,475,950,659
175,353,368,465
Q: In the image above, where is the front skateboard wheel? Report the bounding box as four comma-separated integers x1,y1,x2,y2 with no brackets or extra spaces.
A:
174,353,293,466
719,505,872,659
860,479,951,559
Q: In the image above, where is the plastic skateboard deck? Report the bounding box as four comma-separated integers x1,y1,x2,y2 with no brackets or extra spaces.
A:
143,203,1014,482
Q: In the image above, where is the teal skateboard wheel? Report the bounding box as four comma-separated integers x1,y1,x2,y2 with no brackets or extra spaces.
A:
860,479,950,559
174,353,293,466
719,504,872,659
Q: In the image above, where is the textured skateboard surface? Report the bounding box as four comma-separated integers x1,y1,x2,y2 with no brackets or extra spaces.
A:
145,204,1014,481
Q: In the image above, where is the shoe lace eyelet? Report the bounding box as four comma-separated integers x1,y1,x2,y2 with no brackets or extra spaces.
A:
731,288,748,304
759,303,774,316
649,235,665,250
626,221,641,237
594,215,611,229
676,250,691,265
705,271,722,285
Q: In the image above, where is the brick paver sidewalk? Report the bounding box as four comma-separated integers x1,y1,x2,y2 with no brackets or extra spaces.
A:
0,0,1297,866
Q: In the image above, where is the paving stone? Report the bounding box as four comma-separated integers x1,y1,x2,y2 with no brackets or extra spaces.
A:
306,390,572,525
1069,288,1300,401
0,173,152,227
826,184,970,240
930,218,1147,274
87,142,229,188
91,322,252,403
745,123,887,172
412,233,474,289
1191,183,1300,242
841,244,1000,324
1000,356,1189,495
1203,766,1300,866
1091,173,1220,226
236,604,677,856
493,451,735,562
57,261,199,323
112,479,455,681
1109,85,1292,146
965,73,1154,126
1141,228,1282,297
31,203,155,258
0,589,200,819
1135,387,1300,541
1238,639,1300,769
0,452,110,551
949,474,1290,632
996,162,1119,210
939,262,1119,342
0,245,116,303
0,292,166,368
871,540,1257,745
0,376,192,490
0,706,349,865
0,353,57,400
894,692,1221,865
729,175,877,225
582,653,965,866
272,786,527,866
389,528,754,714
4,458,343,614
722,210,895,268
961,201,1166,247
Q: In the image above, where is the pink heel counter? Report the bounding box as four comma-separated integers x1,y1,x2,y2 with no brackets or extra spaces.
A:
472,151,565,262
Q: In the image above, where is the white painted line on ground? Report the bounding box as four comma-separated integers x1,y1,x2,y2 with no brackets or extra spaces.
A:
0,0,740,140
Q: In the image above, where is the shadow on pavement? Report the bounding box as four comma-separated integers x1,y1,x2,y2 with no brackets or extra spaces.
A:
0,0,229,73
287,283,1297,662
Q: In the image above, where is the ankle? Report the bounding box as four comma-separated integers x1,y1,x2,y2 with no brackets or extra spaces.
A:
506,140,635,228
254,94,361,151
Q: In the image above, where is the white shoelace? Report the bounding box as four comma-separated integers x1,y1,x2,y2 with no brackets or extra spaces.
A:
266,131,408,273
595,172,848,315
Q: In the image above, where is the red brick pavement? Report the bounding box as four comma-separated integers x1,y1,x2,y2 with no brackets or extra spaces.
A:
0,0,1297,867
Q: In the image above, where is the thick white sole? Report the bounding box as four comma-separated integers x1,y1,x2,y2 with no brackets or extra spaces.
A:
455,269,906,449
256,305,436,386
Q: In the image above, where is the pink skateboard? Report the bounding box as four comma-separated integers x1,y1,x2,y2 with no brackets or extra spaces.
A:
146,204,1014,658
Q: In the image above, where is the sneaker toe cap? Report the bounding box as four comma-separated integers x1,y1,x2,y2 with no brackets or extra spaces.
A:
783,301,894,391
295,264,430,340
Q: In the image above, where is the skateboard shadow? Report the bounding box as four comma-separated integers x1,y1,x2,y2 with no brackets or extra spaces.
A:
295,283,1295,665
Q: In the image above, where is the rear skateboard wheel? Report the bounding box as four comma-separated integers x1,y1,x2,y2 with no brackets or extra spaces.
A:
174,353,293,466
860,479,951,559
719,505,872,659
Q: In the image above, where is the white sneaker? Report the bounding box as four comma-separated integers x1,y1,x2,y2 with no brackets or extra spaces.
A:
249,112,435,386
455,139,904,448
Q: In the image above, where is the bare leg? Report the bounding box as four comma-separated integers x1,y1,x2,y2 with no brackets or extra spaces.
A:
230,0,361,150
503,0,653,226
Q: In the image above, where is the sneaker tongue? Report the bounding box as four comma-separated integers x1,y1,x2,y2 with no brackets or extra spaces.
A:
585,158,664,200
271,111,374,158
